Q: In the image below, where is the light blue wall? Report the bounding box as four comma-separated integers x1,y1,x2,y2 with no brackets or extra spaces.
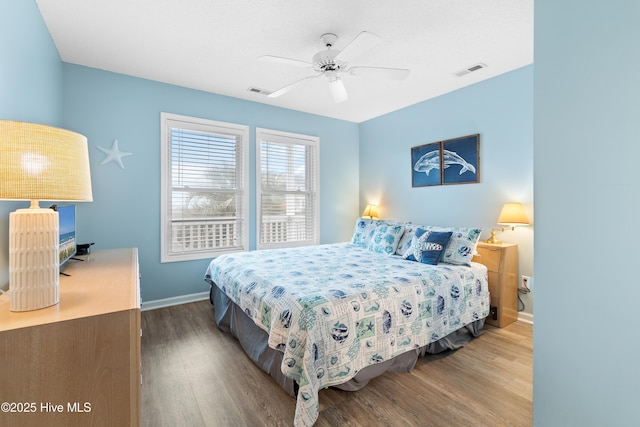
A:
62,64,360,302
360,65,534,314
534,1,640,426
11,2,640,424
0,0,63,125
0,0,64,290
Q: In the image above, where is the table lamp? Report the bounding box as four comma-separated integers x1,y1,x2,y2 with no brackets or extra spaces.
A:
485,202,529,244
0,121,93,311
361,204,379,220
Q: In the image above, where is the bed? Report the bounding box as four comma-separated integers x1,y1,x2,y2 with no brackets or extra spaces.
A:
204,219,489,426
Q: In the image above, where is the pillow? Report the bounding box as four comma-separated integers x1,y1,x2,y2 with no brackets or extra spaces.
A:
350,217,378,247
367,223,405,255
402,228,452,265
424,226,482,266
395,222,416,255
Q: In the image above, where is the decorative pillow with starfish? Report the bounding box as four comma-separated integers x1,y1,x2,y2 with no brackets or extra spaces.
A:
402,228,452,265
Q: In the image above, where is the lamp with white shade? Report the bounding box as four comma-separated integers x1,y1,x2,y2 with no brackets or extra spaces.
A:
485,202,529,244
0,121,93,312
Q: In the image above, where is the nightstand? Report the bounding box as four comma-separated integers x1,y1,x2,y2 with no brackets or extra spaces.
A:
473,242,519,328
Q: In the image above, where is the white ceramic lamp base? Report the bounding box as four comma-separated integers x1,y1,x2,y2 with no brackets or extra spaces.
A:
9,207,60,311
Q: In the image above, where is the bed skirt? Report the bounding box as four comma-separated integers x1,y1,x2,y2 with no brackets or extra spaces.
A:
210,284,485,397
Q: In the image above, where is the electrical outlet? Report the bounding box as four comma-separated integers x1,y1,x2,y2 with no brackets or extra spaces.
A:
521,275,532,291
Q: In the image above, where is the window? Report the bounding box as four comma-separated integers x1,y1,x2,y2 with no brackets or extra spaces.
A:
161,113,249,262
256,128,319,250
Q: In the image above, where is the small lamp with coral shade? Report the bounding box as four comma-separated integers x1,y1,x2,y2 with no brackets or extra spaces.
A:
0,121,93,311
485,202,529,244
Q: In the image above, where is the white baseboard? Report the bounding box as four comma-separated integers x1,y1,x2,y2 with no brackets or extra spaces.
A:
141,291,210,311
518,312,534,324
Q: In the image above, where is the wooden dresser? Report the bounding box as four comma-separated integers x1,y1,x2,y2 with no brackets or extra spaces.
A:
0,248,141,427
473,242,519,328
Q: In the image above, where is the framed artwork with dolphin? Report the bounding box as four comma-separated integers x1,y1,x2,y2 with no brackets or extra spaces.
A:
411,141,443,186
411,134,479,187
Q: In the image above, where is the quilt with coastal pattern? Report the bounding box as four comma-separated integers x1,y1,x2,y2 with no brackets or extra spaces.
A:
205,243,489,426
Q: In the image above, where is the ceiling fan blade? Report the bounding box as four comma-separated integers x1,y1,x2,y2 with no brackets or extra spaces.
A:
258,55,313,68
334,31,382,62
268,74,320,98
348,66,410,80
328,77,348,103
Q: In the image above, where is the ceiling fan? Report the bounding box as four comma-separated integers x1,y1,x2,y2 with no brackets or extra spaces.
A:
259,31,410,103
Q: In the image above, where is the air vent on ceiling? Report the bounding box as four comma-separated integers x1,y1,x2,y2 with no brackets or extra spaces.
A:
454,62,488,77
247,87,273,96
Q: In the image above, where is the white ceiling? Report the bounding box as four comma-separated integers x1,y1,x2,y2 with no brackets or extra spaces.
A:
36,0,533,123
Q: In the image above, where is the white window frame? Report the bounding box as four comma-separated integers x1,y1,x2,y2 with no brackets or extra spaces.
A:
256,127,320,250
161,112,249,262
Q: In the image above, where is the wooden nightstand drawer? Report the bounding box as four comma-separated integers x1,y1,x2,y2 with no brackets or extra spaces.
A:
474,245,502,273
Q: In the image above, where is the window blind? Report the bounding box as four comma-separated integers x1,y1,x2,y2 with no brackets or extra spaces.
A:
161,113,248,262
257,128,319,249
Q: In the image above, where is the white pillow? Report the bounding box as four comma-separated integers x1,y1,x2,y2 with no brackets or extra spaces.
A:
350,217,378,247
395,222,416,255
423,226,482,266
367,223,405,255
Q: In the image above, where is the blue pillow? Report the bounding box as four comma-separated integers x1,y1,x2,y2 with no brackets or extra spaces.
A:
402,228,452,265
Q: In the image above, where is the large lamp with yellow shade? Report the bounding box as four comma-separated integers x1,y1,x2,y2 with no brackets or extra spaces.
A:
485,202,529,244
0,121,93,311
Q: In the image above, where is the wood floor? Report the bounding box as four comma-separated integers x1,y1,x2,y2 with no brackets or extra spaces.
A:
141,300,532,427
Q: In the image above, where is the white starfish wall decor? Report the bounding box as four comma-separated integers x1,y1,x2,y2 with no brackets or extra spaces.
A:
97,139,133,169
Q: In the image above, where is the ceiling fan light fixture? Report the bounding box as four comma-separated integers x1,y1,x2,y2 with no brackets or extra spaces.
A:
259,31,408,103
325,70,338,82
312,50,345,73
326,72,348,103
